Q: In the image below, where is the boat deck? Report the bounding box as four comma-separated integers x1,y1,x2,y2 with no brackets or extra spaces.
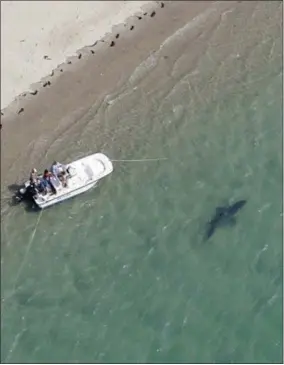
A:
33,153,112,207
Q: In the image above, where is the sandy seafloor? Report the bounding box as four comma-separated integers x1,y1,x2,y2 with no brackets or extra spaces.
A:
1,1,283,363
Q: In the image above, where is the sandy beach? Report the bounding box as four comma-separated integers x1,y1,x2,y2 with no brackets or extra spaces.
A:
1,0,154,109
1,1,212,191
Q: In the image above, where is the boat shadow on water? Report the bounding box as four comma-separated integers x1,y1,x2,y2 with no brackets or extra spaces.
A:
7,183,40,214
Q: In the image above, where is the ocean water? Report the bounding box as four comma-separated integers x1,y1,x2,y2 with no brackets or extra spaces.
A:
1,2,283,363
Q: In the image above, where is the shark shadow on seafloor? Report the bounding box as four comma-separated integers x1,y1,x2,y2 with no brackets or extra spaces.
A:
204,199,247,241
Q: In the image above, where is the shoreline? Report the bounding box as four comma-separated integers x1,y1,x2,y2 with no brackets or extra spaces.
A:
1,0,155,110
1,1,213,194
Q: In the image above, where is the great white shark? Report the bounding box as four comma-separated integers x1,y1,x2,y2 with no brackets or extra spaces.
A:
205,200,247,240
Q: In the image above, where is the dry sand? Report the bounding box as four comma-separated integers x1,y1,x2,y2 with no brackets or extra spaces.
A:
1,1,214,195
1,0,154,109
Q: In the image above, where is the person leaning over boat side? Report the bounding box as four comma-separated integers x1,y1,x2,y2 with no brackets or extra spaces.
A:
60,170,68,187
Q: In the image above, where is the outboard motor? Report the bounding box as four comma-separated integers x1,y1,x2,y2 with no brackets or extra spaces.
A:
16,183,38,202
14,191,24,203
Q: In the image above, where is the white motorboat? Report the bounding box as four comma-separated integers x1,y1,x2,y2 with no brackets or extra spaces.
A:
17,153,113,209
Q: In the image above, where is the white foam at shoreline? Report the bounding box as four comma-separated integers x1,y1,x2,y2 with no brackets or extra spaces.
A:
1,1,153,109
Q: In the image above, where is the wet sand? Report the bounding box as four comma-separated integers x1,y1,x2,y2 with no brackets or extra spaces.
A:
1,1,213,195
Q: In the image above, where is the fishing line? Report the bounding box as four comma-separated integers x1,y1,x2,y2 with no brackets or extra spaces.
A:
111,158,168,162
13,209,43,286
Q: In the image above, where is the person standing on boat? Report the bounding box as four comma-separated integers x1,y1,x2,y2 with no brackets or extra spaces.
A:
51,161,68,187
29,168,38,185
29,168,40,195
51,161,66,177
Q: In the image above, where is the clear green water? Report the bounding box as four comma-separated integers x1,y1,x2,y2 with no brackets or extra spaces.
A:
1,2,283,363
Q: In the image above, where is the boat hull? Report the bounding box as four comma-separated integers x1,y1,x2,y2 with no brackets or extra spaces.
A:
35,180,98,209
21,153,113,209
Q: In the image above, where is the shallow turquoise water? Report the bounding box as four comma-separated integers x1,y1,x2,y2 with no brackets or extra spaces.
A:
1,2,283,363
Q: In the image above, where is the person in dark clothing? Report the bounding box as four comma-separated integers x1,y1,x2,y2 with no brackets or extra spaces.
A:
40,169,56,194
